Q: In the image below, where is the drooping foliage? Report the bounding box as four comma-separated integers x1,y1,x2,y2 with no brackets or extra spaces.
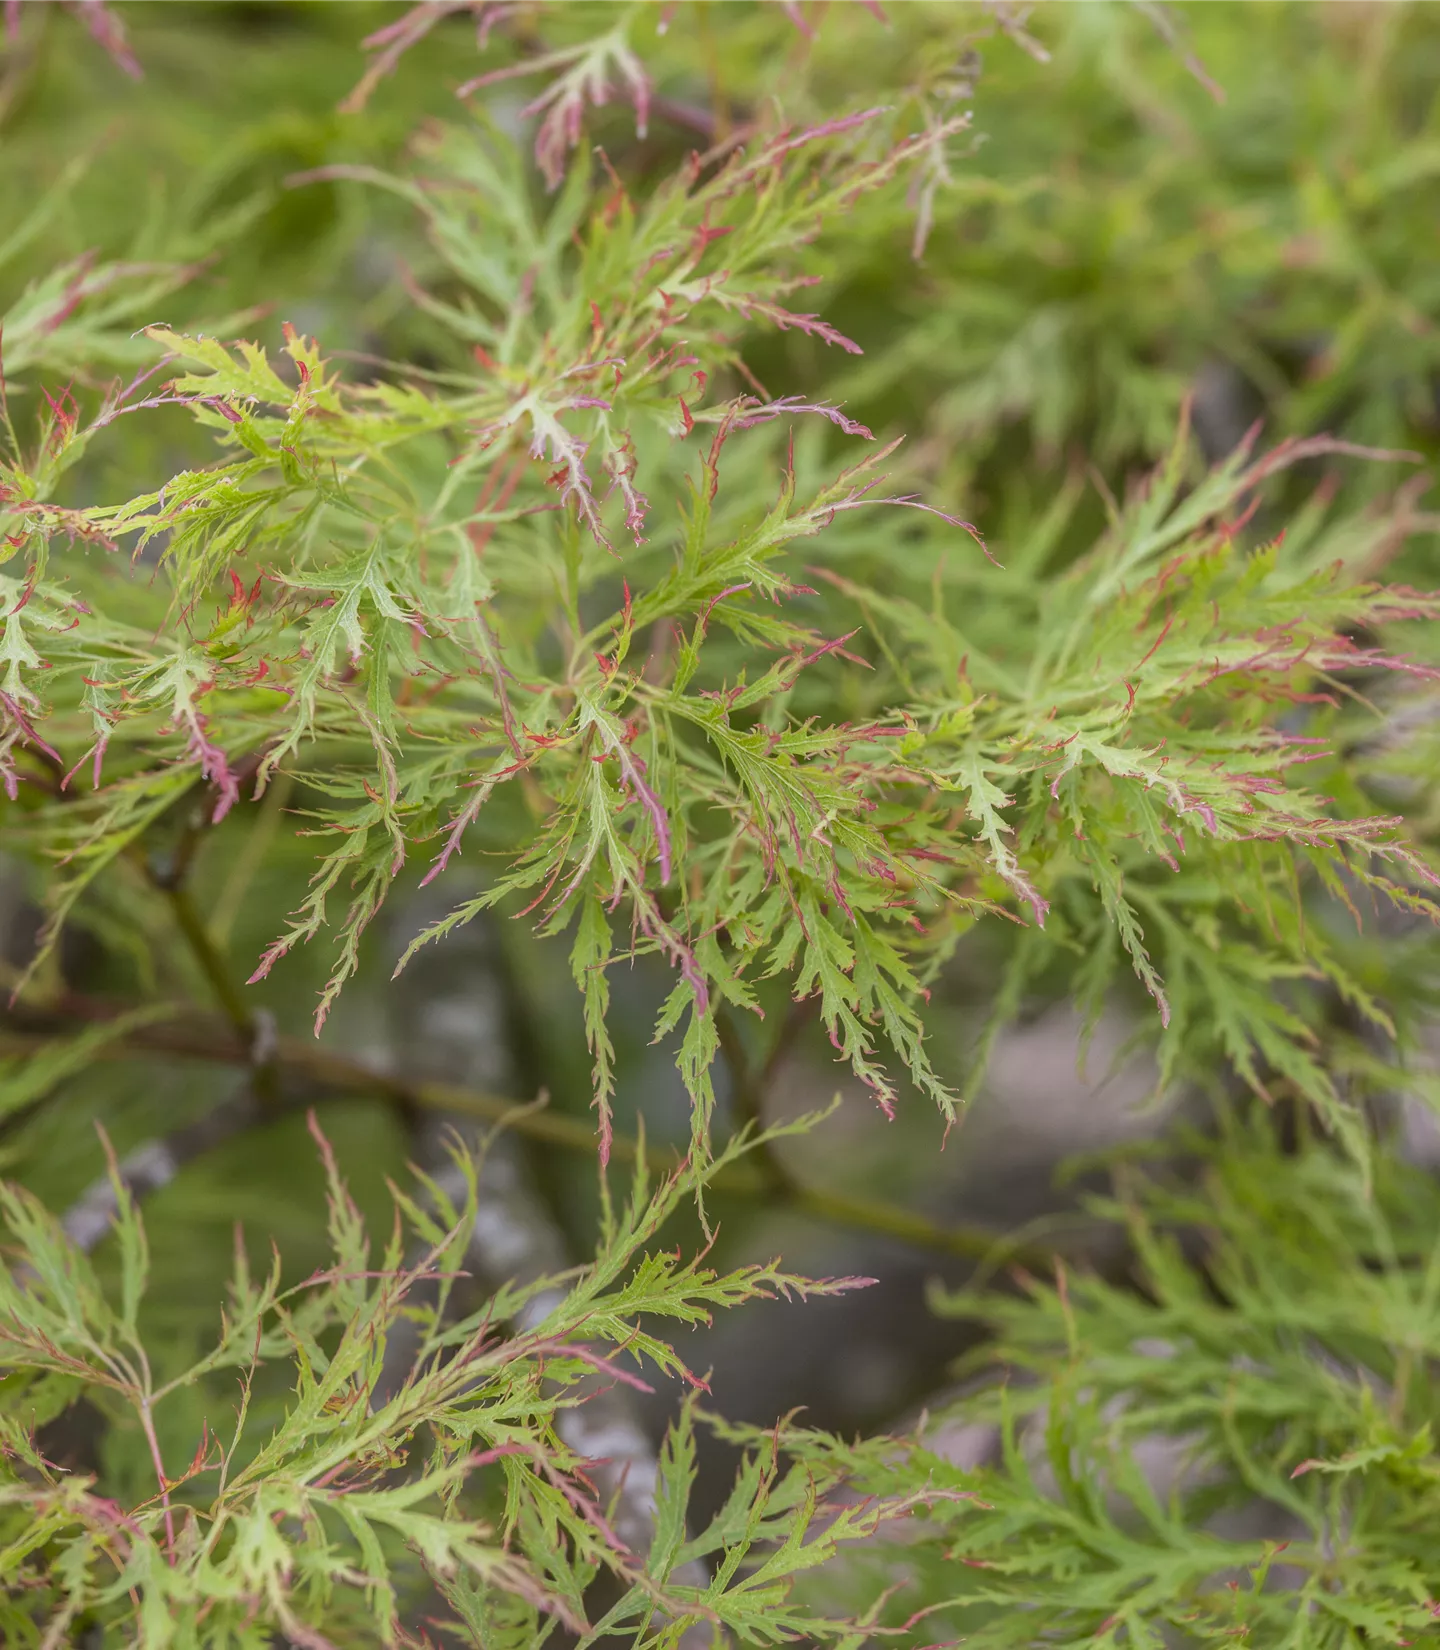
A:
0,2,1438,1643
754,1119,1440,1644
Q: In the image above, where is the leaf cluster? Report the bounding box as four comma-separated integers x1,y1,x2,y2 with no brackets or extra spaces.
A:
773,1118,1440,1645
0,5,1438,1645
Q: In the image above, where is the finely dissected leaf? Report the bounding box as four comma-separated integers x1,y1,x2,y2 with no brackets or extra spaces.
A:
2,4,1440,1641
772,1121,1440,1645
3,35,1434,1161
0,1108,870,1643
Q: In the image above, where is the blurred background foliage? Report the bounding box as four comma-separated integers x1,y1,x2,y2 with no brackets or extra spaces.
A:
2,0,1440,1640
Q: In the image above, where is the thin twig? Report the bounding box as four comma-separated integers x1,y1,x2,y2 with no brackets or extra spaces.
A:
157,881,255,1043
143,845,281,1113
0,1002,1051,1271
136,1397,176,1558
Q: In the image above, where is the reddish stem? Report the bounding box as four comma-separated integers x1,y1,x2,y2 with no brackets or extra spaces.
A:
137,1398,177,1559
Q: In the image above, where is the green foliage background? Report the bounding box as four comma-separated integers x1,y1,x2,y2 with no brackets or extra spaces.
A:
0,2,1439,1643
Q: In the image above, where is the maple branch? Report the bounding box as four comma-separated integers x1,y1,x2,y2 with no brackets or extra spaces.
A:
0,1000,1048,1270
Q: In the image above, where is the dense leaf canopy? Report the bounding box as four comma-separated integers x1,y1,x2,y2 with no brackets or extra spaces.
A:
0,3,1438,1644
